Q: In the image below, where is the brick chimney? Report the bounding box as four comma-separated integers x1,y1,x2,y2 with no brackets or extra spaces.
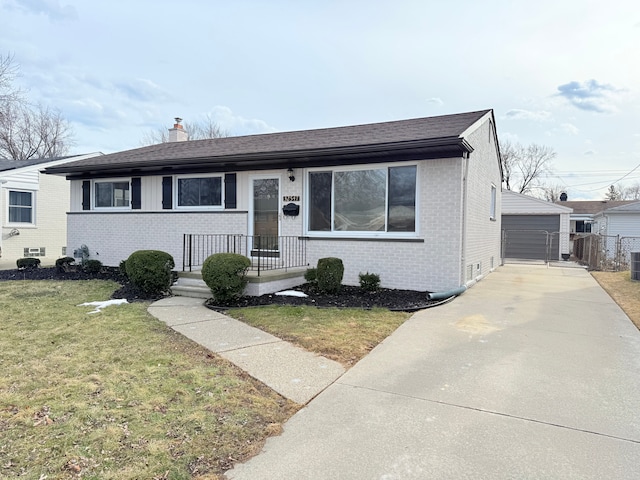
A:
168,117,188,142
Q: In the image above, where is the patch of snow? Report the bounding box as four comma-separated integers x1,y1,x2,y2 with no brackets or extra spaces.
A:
77,298,128,314
274,290,308,297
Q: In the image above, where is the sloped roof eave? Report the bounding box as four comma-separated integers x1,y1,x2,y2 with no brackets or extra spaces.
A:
46,136,472,178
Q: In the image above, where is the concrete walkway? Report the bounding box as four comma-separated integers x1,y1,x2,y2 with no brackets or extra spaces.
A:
226,264,640,479
147,296,345,404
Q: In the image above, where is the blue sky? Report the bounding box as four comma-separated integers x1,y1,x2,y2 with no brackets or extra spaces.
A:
2,0,639,199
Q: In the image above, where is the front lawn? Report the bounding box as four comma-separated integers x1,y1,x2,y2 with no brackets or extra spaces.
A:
227,305,411,366
0,280,297,479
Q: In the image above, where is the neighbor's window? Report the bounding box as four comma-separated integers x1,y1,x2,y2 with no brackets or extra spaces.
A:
95,181,130,208
490,185,497,220
308,164,417,234
8,190,34,223
177,176,222,207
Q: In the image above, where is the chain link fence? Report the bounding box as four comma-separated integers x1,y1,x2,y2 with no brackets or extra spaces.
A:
573,234,640,271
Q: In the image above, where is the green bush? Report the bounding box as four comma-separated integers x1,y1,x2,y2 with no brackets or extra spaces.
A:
16,257,40,269
202,253,251,304
359,272,381,292
55,256,76,272
119,259,128,277
316,257,344,294
125,250,175,295
82,259,103,274
304,267,317,284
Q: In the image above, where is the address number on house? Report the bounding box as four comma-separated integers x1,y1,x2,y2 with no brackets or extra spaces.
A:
283,196,300,202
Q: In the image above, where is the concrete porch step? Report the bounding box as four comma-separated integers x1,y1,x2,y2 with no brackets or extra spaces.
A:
171,276,211,299
173,267,308,298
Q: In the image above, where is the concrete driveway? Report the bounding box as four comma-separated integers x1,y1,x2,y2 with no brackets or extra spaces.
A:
227,264,640,479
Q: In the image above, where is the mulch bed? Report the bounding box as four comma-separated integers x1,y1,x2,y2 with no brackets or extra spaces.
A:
0,267,450,311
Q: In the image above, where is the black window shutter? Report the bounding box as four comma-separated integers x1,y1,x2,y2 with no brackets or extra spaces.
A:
162,176,173,209
225,173,237,209
82,180,91,210
131,177,141,209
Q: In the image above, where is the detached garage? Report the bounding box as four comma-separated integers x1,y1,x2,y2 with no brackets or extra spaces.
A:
502,191,572,262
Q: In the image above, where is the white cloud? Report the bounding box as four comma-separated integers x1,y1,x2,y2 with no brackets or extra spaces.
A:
9,0,77,21
209,106,278,136
556,79,621,114
560,123,579,135
425,97,443,106
584,150,596,156
503,109,551,121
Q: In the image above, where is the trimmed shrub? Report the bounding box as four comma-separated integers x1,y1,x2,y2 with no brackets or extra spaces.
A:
17,257,40,269
316,257,344,294
202,253,251,304
359,272,381,292
55,256,76,272
119,259,128,278
125,250,175,295
304,267,317,284
82,259,103,274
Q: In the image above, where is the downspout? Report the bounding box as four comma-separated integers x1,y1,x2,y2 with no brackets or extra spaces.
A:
460,152,470,287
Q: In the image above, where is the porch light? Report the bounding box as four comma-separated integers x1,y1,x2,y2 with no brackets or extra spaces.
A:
287,168,295,182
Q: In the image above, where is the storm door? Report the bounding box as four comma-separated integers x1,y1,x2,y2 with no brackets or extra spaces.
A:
251,177,280,255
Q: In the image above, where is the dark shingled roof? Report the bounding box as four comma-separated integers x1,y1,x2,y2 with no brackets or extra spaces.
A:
556,200,638,215
0,155,76,172
45,110,493,178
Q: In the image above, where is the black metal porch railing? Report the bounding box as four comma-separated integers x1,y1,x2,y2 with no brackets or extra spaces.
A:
182,234,308,275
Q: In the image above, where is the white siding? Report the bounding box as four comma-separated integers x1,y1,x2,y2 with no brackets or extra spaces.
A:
604,213,640,237
1,173,69,266
462,120,502,284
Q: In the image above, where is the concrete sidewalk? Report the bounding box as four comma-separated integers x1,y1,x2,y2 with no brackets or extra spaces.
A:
147,297,345,404
226,264,640,479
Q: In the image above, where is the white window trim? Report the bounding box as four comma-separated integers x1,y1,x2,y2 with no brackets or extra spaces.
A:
6,188,36,227
174,173,225,210
304,161,420,238
93,178,132,210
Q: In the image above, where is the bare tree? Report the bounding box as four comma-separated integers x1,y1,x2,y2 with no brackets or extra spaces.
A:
0,54,74,160
0,53,21,105
141,113,229,145
500,141,556,195
620,182,640,200
541,184,566,202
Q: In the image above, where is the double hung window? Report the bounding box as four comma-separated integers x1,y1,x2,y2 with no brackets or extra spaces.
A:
308,164,417,234
8,190,34,224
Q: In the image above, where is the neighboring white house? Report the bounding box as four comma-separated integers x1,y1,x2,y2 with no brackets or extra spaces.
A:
44,110,503,293
501,190,572,262
0,154,101,268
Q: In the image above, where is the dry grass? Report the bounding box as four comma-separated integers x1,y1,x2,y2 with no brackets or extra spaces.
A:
0,280,298,480
591,271,640,330
228,305,412,367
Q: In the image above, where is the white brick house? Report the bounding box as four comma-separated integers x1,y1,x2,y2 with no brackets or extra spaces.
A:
0,153,101,268
45,110,502,292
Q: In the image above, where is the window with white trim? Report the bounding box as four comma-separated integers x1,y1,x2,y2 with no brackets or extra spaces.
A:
95,180,130,208
490,185,497,220
8,190,34,224
176,175,223,208
307,164,417,234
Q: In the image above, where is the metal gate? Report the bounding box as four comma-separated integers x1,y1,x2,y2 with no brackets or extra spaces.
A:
502,229,560,263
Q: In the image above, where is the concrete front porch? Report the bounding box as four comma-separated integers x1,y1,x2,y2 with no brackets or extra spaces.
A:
171,267,307,299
